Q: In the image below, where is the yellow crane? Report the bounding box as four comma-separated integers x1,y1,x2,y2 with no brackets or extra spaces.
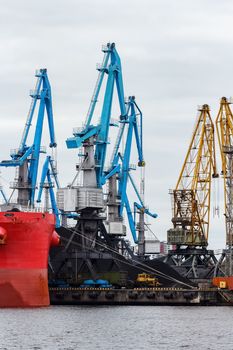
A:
168,104,218,247
216,97,233,269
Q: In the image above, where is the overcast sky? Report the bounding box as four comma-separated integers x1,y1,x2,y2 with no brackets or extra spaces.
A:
0,0,232,250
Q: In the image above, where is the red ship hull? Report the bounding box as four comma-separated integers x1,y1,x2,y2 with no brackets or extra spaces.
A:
0,211,56,307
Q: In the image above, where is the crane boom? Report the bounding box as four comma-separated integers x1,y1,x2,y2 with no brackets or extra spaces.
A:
168,104,218,247
66,43,127,188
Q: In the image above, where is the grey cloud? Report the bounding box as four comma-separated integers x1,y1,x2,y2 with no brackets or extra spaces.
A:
0,0,231,250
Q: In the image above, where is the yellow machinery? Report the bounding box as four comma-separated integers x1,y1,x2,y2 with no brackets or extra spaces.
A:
136,273,160,287
167,104,218,247
216,97,233,275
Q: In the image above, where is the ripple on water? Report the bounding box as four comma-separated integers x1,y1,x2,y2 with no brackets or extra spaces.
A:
0,306,232,350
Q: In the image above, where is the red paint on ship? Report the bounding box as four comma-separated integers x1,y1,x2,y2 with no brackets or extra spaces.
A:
0,211,59,307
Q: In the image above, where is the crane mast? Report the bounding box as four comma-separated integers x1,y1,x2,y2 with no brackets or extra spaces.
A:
216,97,233,275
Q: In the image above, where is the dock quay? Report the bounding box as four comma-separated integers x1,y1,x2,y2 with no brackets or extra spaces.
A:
49,286,233,306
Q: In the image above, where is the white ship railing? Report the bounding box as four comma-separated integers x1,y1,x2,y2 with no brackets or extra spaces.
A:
0,204,50,213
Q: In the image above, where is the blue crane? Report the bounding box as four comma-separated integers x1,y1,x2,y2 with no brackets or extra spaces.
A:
63,43,157,250
104,96,157,244
66,43,127,188
0,68,57,207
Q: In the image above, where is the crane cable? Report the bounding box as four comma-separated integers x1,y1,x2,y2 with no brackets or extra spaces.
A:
61,226,195,289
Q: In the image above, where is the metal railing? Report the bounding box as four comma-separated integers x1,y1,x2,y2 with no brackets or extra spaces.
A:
10,181,33,189
0,204,48,213
10,145,46,157
102,44,111,52
29,89,40,98
73,126,84,135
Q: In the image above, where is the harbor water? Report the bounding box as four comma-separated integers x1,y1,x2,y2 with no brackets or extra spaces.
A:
0,305,232,349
